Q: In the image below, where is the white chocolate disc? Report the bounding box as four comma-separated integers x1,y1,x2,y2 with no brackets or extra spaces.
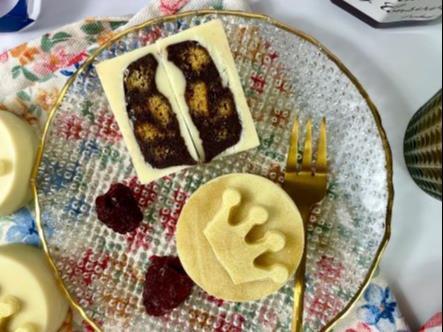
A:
0,112,37,216
176,173,305,302
0,244,69,332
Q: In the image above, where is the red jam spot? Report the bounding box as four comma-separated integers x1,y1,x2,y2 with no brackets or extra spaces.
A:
95,183,143,234
143,256,194,316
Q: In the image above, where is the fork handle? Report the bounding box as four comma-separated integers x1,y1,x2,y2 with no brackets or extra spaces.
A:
291,206,311,332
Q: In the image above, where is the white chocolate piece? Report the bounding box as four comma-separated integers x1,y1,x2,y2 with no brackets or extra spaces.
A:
96,46,199,184
97,20,260,184
0,244,69,332
176,174,304,302
157,20,260,160
0,112,37,216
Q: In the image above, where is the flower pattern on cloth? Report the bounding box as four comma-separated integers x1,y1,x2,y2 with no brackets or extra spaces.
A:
332,275,411,332
357,284,401,332
159,0,191,15
419,313,443,332
3,208,40,246
346,322,373,332
0,0,435,331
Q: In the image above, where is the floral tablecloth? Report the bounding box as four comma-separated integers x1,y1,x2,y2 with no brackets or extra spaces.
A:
0,0,440,331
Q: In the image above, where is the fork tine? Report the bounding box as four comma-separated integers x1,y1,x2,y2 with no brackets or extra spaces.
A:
316,118,328,173
301,119,313,172
286,118,299,172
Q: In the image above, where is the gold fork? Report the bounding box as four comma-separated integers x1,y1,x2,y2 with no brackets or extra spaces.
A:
283,118,329,332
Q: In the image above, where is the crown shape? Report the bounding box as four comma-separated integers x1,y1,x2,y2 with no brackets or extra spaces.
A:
0,295,35,332
204,188,289,285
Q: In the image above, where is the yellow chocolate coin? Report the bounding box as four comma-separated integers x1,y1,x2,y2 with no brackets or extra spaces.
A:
176,173,304,302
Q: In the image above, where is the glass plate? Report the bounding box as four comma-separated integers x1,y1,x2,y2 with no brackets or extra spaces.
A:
34,10,393,332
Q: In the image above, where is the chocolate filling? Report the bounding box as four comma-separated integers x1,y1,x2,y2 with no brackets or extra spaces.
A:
167,41,242,162
124,54,196,169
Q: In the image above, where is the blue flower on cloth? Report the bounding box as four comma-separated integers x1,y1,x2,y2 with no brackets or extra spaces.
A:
6,208,40,246
60,62,81,77
358,284,399,332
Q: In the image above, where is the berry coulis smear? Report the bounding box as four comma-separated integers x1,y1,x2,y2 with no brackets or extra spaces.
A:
143,256,194,316
95,183,143,234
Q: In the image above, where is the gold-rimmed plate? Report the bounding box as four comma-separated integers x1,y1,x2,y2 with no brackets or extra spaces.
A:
33,10,393,332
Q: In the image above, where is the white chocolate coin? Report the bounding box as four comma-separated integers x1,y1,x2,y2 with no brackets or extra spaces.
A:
0,112,37,216
0,244,69,332
176,174,304,302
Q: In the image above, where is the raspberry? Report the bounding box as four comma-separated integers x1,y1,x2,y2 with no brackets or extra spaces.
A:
143,256,194,316
95,183,143,234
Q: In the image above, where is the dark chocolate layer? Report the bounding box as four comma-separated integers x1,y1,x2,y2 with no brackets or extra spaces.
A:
167,41,242,162
124,54,196,169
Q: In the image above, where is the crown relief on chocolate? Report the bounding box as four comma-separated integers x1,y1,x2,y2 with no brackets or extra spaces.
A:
97,20,259,184
0,295,35,332
204,188,289,285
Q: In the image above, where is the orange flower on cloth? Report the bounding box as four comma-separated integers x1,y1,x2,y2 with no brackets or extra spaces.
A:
32,46,88,77
10,43,41,66
97,31,116,45
35,87,60,112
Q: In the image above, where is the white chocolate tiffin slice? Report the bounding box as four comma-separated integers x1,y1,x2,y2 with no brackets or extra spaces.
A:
96,20,259,184
157,19,259,162
96,45,199,184
0,245,69,332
